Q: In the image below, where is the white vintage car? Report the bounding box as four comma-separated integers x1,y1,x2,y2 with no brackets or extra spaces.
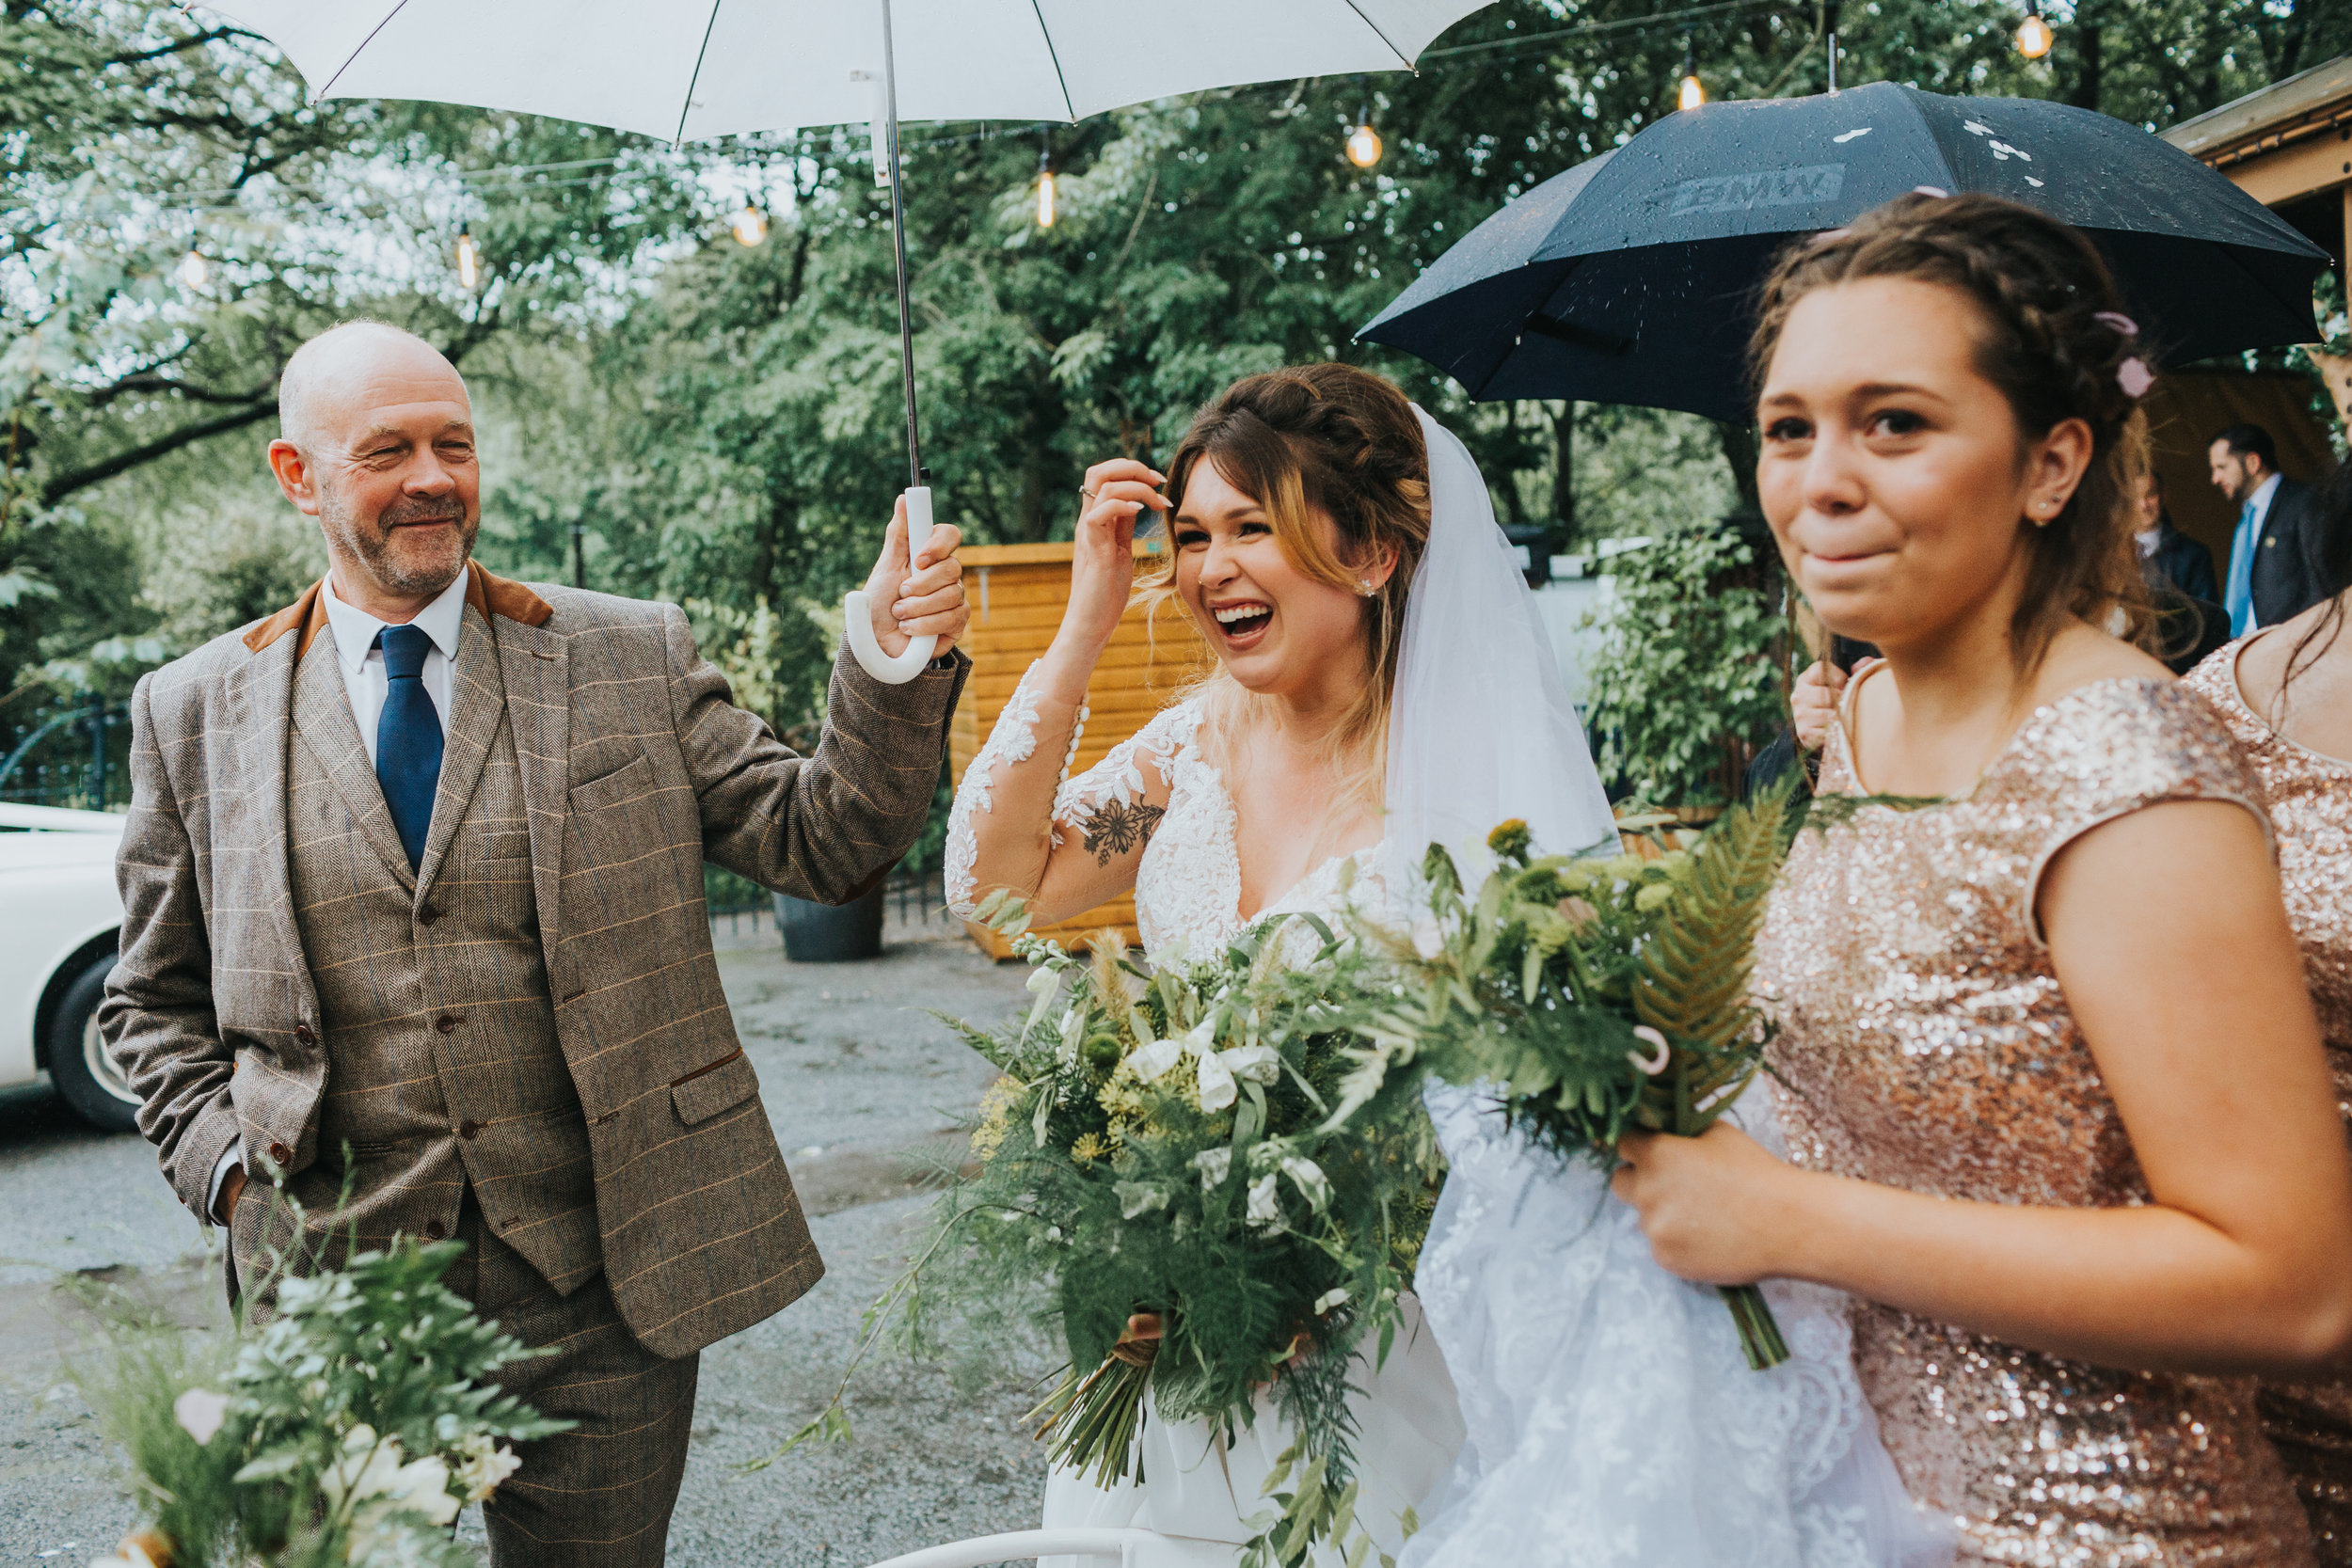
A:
0,800,138,1131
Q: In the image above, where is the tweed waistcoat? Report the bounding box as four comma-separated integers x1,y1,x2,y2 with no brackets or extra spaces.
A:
269,608,598,1293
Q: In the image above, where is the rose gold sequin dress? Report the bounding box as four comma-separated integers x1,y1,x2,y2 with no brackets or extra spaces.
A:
2187,637,2352,1564
1756,673,2314,1567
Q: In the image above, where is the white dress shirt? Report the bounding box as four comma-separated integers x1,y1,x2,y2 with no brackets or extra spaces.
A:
2246,470,2283,541
208,567,468,1220
319,567,465,763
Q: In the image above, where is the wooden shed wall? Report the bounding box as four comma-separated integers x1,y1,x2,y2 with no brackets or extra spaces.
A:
951,542,1210,958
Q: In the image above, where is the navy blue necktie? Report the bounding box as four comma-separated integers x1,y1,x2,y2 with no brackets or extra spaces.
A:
374,625,443,873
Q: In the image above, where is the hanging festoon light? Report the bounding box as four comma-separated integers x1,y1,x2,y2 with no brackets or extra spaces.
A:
455,222,480,291
1677,40,1707,112
2014,1,2055,59
1345,103,1383,169
1037,141,1057,230
176,237,208,291
732,199,768,246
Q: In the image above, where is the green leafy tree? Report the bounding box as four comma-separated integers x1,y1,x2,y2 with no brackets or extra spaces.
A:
1581,522,1788,807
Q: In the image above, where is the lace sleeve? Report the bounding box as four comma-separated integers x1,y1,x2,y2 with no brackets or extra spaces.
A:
1052,699,1198,829
944,661,1088,920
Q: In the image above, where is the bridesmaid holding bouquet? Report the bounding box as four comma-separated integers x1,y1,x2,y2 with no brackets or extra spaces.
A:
1610,191,2352,1565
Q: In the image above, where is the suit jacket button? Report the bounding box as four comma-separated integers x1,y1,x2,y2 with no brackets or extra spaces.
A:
458,1119,481,1140
435,1014,460,1034
418,904,440,927
268,1141,292,1164
293,1022,315,1046
425,1220,446,1241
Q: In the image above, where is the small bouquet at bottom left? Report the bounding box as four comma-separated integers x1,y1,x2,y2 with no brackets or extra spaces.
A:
74,1184,570,1568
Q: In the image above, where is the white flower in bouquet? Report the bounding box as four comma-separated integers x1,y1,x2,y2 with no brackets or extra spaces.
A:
455,1431,523,1502
1279,1155,1330,1211
1245,1172,1283,1229
172,1387,229,1445
322,1425,461,1528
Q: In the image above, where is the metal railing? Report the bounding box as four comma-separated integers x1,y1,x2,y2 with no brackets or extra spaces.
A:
0,691,129,812
706,860,950,939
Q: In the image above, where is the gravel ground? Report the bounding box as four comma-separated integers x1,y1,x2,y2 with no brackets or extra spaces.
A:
0,913,1057,1565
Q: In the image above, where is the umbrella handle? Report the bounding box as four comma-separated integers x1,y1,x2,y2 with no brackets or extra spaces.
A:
844,486,940,684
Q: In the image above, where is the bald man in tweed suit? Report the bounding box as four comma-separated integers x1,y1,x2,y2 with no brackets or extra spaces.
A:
100,322,972,1566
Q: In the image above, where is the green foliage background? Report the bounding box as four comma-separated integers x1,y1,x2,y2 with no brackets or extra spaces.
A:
1583,522,1789,805
6,0,2342,774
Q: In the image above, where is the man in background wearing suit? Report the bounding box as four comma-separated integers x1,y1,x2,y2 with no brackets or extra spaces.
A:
101,321,971,1566
2210,421,2328,635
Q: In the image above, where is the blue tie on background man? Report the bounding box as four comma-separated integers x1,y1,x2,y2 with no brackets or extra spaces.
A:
374,623,443,871
2223,497,2259,638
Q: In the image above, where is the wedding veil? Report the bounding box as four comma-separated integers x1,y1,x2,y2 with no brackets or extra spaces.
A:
1384,406,1618,883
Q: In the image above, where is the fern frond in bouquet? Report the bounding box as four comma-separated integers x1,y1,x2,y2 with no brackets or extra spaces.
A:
1331,787,1795,1370
843,888,1441,1567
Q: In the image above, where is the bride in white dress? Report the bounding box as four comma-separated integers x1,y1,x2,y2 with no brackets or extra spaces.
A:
942,363,1947,1568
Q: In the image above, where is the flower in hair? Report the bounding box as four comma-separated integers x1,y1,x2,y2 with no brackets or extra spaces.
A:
1911,184,1950,198
2116,356,2153,398
2092,310,2139,337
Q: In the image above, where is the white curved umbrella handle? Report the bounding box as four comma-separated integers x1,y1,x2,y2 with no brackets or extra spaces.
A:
845,485,938,684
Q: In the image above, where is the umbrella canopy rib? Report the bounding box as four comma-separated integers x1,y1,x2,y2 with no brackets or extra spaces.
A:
1029,1,1076,123
314,0,413,103
1341,0,1417,70
675,0,728,150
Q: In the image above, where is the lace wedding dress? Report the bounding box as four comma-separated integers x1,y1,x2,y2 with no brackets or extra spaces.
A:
948,681,1466,1568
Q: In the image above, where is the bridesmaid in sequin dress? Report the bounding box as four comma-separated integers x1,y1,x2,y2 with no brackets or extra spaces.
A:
2186,461,2352,1561
1611,192,2352,1568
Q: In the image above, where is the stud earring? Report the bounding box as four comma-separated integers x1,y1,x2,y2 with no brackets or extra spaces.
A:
1357,578,1376,595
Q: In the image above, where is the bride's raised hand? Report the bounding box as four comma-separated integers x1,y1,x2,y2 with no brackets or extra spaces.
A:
1057,458,1168,661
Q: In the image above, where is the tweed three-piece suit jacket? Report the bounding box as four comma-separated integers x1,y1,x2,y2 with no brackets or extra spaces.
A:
100,563,969,1357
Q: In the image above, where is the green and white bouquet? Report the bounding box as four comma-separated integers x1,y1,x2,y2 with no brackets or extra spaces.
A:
75,1187,568,1568
1329,787,1795,1370
795,892,1439,1566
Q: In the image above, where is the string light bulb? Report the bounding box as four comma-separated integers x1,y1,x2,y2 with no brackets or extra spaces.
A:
455,223,479,291
731,201,768,246
2014,4,2054,58
1037,144,1056,229
176,245,207,291
1345,103,1383,169
1677,41,1706,111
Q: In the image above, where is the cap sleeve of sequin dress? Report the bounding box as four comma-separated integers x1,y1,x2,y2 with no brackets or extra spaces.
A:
1975,678,2270,948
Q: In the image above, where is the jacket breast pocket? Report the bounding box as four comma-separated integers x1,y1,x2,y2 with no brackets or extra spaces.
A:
671,1048,758,1127
569,753,655,816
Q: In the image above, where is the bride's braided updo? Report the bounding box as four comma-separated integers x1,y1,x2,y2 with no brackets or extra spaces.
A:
1749,191,2157,669
1144,364,1433,802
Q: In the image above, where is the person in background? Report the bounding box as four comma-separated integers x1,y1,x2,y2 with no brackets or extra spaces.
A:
2185,457,2352,1563
2137,470,2230,674
2212,422,2328,636
2138,470,2219,602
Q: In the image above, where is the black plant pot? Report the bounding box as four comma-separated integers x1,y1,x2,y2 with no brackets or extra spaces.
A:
774,880,887,963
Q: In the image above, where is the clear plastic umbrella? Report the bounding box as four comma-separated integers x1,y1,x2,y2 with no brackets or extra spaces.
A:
205,0,1494,677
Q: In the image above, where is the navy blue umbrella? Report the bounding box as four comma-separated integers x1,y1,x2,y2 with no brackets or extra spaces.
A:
1360,82,2328,423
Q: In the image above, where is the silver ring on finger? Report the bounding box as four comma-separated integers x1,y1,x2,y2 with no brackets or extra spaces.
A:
1080,485,1099,502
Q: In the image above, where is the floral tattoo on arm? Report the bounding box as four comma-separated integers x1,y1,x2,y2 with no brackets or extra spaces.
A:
1079,799,1167,865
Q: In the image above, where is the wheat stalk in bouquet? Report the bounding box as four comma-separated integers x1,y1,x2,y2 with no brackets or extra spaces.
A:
1329,785,1795,1370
